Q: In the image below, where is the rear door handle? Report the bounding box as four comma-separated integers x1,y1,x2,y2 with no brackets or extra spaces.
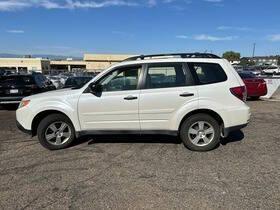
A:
124,95,138,100
180,92,194,97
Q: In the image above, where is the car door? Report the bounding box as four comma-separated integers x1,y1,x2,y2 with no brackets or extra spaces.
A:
78,65,143,131
139,62,198,131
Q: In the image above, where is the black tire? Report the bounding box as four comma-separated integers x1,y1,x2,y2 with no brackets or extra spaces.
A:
251,96,260,100
37,114,75,150
180,114,220,151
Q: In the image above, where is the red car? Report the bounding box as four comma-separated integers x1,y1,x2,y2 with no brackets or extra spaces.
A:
238,71,267,100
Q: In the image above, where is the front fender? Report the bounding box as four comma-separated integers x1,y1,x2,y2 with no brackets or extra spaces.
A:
30,100,81,132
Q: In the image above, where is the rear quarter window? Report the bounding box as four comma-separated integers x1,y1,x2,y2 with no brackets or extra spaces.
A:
188,62,227,85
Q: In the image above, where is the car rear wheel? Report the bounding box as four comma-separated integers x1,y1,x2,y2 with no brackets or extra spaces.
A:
37,114,75,150
180,114,220,151
251,96,260,100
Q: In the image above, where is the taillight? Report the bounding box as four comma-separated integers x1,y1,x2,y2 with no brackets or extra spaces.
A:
230,86,247,102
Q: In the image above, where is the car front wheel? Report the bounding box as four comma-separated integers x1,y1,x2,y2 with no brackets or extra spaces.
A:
180,114,220,151
37,114,75,150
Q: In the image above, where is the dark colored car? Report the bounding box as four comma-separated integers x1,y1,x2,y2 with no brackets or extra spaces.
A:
238,71,267,100
0,69,6,76
63,76,93,89
0,73,56,104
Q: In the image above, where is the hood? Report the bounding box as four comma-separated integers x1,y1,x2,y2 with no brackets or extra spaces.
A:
23,88,81,100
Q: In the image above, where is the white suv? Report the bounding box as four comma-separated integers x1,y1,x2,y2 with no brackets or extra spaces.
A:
262,66,280,75
16,53,250,151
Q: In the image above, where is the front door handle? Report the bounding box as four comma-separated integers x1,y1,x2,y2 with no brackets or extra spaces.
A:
124,95,138,100
180,92,194,97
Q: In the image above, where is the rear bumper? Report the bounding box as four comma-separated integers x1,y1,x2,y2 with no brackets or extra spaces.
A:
0,96,24,104
223,123,248,137
16,120,32,136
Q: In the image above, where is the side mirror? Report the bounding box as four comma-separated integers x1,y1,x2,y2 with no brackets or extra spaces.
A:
89,83,103,94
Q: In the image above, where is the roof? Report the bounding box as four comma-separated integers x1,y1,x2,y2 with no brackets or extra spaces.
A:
123,53,220,62
108,58,224,70
0,57,49,61
50,60,86,65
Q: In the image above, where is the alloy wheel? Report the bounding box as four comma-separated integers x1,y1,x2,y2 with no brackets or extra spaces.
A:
44,121,72,146
187,121,215,147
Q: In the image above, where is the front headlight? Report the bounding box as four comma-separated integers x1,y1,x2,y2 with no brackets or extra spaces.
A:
18,100,30,109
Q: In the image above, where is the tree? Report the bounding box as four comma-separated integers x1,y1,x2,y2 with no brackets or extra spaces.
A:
240,57,255,67
222,51,241,62
277,56,280,66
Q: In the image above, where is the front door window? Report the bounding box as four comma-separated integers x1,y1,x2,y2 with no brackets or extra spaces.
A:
99,66,142,92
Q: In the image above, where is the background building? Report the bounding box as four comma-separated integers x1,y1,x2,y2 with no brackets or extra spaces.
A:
0,53,135,74
0,58,50,73
246,56,280,66
50,59,86,73
84,54,134,71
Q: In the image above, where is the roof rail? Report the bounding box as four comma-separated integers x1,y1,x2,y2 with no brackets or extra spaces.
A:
123,53,221,62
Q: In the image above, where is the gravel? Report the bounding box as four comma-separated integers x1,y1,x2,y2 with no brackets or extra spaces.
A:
0,93,279,209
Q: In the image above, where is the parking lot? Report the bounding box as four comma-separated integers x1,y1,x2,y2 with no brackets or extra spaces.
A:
0,92,279,209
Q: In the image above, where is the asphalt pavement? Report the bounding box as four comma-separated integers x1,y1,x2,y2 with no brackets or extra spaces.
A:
0,91,279,209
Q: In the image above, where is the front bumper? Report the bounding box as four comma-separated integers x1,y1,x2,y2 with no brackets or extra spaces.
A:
16,120,32,136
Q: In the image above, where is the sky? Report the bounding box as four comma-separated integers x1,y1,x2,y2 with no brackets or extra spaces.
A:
0,0,280,57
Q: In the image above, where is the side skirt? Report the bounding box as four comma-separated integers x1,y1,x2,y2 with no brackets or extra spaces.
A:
76,130,178,138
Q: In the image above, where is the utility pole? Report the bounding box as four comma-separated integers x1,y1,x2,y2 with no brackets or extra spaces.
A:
252,43,256,58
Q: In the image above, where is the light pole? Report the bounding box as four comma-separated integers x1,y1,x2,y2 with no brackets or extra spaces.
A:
252,43,256,58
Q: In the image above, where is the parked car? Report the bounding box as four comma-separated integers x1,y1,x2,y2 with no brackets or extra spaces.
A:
232,65,243,71
83,72,99,77
238,71,267,100
16,53,250,151
262,66,280,75
243,67,262,76
63,76,93,89
0,69,6,76
0,73,56,104
0,69,15,76
46,76,64,89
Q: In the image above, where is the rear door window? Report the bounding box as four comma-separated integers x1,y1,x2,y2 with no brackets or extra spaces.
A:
188,62,227,85
145,63,192,89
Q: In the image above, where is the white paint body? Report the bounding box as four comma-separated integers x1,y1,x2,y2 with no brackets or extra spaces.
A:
261,78,280,99
262,67,280,74
16,58,250,134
